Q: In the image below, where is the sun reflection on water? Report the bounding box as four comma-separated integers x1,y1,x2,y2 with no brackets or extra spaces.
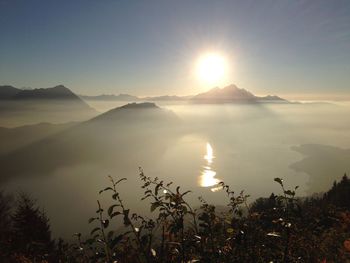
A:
199,143,221,192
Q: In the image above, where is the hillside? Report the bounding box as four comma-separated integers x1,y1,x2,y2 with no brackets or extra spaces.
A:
0,103,180,182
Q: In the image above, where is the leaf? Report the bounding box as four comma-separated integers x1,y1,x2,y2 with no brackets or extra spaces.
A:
181,190,191,197
155,184,161,196
99,187,113,194
226,228,234,234
90,227,100,235
151,248,156,257
151,202,158,212
274,178,283,186
141,194,151,200
115,178,127,185
88,217,96,224
96,208,103,213
108,204,120,216
267,232,281,237
110,211,122,218
284,190,295,196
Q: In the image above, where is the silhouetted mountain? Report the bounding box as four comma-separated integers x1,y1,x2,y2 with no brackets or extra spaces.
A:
80,94,140,101
142,95,191,101
79,84,286,104
191,84,287,103
90,102,177,124
258,95,287,102
80,93,191,102
13,85,82,101
192,84,255,101
0,85,21,99
0,103,180,182
0,85,97,127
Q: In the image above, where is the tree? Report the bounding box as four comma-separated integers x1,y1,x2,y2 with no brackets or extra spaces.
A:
11,193,54,260
0,191,13,257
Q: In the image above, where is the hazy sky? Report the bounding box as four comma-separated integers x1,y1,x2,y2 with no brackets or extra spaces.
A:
0,0,349,99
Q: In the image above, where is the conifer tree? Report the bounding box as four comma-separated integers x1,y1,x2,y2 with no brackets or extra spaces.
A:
11,193,53,260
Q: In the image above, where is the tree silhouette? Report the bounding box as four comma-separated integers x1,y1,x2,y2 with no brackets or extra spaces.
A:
0,191,13,258
11,193,53,260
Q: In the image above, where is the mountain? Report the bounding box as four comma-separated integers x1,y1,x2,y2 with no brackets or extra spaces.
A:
191,84,287,103
80,94,140,101
0,85,97,127
13,85,83,101
11,85,94,110
192,84,255,102
0,102,180,182
0,85,21,99
80,93,191,102
142,95,191,101
79,84,287,104
258,95,287,102
90,102,178,124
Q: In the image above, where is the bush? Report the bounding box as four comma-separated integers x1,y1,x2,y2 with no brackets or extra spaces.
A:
65,170,350,263
2,171,350,262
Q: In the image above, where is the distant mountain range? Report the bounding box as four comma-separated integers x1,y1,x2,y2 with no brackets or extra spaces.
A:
80,94,140,101
1,83,287,104
79,84,287,103
80,94,190,102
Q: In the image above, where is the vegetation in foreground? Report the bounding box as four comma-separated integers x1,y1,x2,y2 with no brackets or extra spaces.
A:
1,170,350,263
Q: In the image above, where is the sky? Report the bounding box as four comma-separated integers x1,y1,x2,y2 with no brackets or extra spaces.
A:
0,0,349,99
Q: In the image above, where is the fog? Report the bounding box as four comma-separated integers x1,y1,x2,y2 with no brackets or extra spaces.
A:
1,101,350,238
0,100,96,127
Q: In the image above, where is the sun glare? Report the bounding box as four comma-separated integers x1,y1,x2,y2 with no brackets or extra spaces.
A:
196,53,227,85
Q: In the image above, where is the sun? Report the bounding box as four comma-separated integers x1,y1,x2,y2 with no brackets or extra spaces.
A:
196,53,227,85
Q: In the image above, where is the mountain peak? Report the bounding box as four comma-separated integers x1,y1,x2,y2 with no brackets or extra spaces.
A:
89,102,176,124
13,85,78,100
190,84,288,103
119,102,159,109
192,84,256,102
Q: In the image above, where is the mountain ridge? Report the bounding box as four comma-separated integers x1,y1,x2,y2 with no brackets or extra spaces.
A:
0,85,97,127
78,84,287,103
191,84,286,103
